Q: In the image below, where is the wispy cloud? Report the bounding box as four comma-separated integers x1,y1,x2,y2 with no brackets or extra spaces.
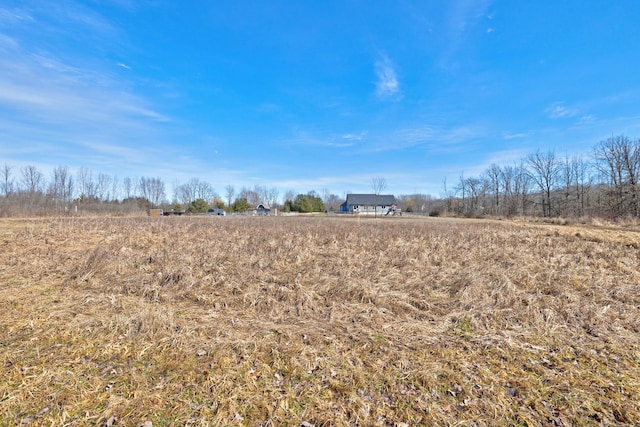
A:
374,53,400,100
545,102,578,119
49,2,119,36
502,132,529,140
0,7,34,24
0,34,19,51
0,6,174,176
374,124,486,151
279,129,359,148
485,148,530,165
438,0,494,69
449,0,493,32
0,49,169,125
117,62,131,70
342,131,367,141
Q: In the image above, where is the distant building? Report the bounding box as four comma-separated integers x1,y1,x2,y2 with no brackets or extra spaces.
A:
256,203,271,216
207,208,226,216
340,194,397,215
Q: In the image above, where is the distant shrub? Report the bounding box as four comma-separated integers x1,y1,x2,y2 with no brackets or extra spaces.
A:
188,198,209,213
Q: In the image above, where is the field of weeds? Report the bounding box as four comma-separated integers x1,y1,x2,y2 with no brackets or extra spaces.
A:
1,216,639,426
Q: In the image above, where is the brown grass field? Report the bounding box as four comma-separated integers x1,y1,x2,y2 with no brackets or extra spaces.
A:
1,215,639,426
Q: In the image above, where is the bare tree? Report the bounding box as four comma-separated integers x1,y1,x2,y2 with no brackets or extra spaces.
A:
283,190,295,205
458,176,486,216
139,177,166,207
324,193,342,212
455,172,466,215
527,150,561,217
573,156,593,216
253,184,269,205
174,178,217,206
593,135,640,217
500,165,515,216
111,175,120,202
96,173,111,202
441,177,453,213
76,167,97,201
225,184,235,209
371,176,387,218
321,188,330,206
371,176,387,195
560,155,593,217
560,155,573,217
485,164,501,215
195,179,216,202
18,165,45,209
1,163,14,197
175,179,193,206
122,177,134,199
266,187,280,208
620,137,640,216
514,162,531,216
239,186,261,206
49,165,73,207
499,162,531,216
151,178,166,207
174,181,191,206
20,165,44,195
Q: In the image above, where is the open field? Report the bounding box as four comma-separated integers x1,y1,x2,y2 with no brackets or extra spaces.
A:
1,216,639,426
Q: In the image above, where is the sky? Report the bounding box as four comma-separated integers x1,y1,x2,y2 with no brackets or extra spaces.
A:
2,0,640,199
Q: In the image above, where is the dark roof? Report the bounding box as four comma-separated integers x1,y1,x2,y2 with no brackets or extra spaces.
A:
344,194,396,206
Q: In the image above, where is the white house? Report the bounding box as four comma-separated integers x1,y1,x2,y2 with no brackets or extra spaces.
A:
340,194,397,215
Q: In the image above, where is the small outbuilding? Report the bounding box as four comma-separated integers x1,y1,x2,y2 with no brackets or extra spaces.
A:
340,194,397,215
256,203,271,216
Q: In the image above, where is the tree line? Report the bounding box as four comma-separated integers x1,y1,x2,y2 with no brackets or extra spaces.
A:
1,134,638,218
0,164,336,216
427,134,640,219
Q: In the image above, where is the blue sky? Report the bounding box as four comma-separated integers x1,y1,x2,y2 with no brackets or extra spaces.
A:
2,1,640,199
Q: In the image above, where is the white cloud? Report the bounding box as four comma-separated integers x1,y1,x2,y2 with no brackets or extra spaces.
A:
384,124,485,151
438,0,494,69
449,0,493,32
52,2,118,36
278,130,353,149
485,148,529,165
0,7,34,24
117,62,131,70
0,27,176,179
0,81,53,106
502,132,528,140
0,49,169,125
342,131,367,141
112,101,171,122
0,34,19,50
545,102,578,119
374,54,400,99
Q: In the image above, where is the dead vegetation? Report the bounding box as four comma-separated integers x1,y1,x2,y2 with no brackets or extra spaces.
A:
0,216,639,426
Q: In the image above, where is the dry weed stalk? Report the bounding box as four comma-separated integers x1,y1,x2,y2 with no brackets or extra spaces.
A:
0,216,638,426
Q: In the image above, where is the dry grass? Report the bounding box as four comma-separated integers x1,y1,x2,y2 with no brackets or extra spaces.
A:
1,215,639,426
